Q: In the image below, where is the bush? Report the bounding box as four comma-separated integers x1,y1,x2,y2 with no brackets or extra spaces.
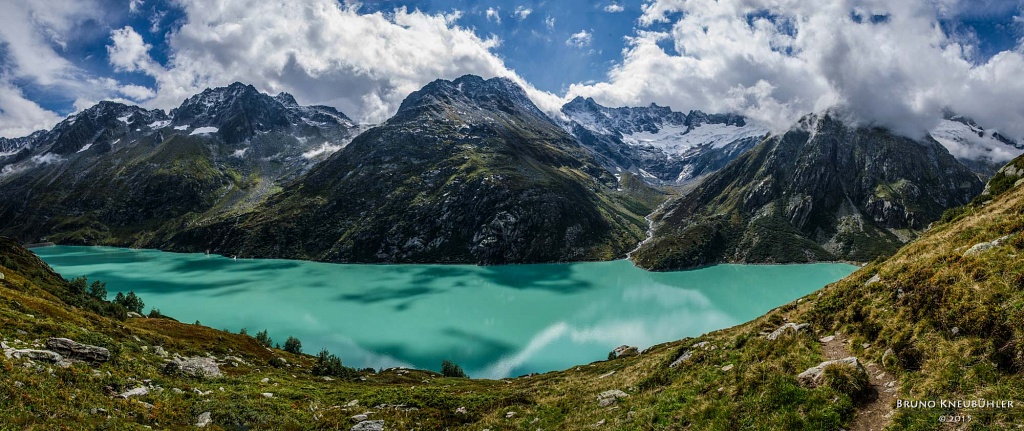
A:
239,327,248,336
254,329,273,348
283,336,302,354
441,360,467,378
88,280,107,300
114,291,145,314
823,363,870,402
148,308,163,318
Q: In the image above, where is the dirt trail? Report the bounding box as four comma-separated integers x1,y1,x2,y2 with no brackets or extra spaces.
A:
821,334,898,431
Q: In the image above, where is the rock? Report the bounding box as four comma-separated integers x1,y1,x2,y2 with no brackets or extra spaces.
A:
261,392,274,398
766,323,809,340
127,312,144,318
610,345,639,359
153,346,168,357
164,357,223,379
351,414,369,422
669,350,693,368
797,357,865,388
597,389,629,407
261,377,270,383
46,338,110,364
345,399,359,407
721,364,734,372
506,411,516,418
0,271,5,280
819,335,836,343
171,388,184,394
951,327,960,336
864,274,881,286
223,355,248,366
595,419,606,426
455,406,468,414
196,412,212,428
964,235,1012,257
351,420,384,431
7,349,63,363
598,371,615,379
118,386,150,399
90,408,107,415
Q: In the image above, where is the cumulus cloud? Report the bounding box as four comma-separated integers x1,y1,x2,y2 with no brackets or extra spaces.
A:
566,30,593,48
545,16,556,30
514,6,532,20
604,4,625,13
0,77,64,138
113,2,563,123
569,0,1024,139
129,0,144,14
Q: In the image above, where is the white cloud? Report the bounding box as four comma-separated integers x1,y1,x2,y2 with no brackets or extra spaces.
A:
515,6,532,20
566,30,593,48
114,2,563,123
485,7,502,24
0,77,64,138
129,0,144,14
570,0,1024,140
545,16,556,30
604,4,625,13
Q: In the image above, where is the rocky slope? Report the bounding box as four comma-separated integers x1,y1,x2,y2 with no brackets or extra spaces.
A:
560,96,769,184
3,153,1023,430
171,76,655,264
0,83,359,246
632,111,984,270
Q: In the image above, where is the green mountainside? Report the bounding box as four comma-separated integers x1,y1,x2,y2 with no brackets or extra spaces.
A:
2,155,1022,430
632,111,984,271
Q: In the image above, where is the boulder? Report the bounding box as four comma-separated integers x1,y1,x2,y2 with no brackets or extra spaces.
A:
118,386,149,399
196,412,212,428
0,271,5,280
964,234,1012,257
351,420,384,431
597,389,629,407
7,349,63,363
610,345,639,359
127,312,144,318
766,323,809,340
153,346,168,357
164,357,223,379
797,357,865,388
46,338,110,364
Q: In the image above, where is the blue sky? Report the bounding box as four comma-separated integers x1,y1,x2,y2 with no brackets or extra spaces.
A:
1,0,1023,139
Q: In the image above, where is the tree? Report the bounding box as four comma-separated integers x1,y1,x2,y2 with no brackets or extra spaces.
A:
441,360,467,378
254,329,273,348
312,348,352,377
114,291,145,313
283,336,302,354
69,276,88,295
88,280,107,300
239,327,248,336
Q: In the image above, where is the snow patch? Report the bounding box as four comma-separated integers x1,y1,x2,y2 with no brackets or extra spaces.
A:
190,127,219,135
77,143,93,153
149,120,170,129
929,119,1023,163
117,116,130,124
623,122,769,154
302,142,343,159
231,148,248,158
173,125,189,131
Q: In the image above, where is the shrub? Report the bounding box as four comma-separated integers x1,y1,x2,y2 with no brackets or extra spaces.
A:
823,363,870,402
88,280,107,300
441,360,467,378
239,327,248,336
254,330,273,348
148,308,163,318
283,336,302,354
114,291,145,314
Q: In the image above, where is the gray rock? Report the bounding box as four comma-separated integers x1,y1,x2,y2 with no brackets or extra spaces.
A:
46,338,110,364
0,271,5,280
797,357,865,388
721,364,734,372
819,335,836,343
153,346,168,357
164,357,223,379
597,389,629,407
261,392,274,398
350,420,384,431
118,386,150,399
127,312,144,318
964,235,1012,257
223,355,248,366
864,274,881,286
610,345,639,359
766,323,809,340
7,349,63,363
196,411,212,428
669,350,693,368
351,414,369,422
455,406,467,414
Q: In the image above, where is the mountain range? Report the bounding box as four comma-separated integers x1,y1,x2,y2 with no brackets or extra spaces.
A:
1,76,1021,267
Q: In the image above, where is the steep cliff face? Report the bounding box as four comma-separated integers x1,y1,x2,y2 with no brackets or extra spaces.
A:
632,112,984,270
172,76,653,264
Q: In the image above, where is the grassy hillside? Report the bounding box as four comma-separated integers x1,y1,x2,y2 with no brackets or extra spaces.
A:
1,157,1022,429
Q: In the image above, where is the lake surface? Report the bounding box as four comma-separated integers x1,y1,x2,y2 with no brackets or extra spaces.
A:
33,246,856,378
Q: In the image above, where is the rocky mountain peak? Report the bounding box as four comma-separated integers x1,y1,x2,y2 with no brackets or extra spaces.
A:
394,75,546,122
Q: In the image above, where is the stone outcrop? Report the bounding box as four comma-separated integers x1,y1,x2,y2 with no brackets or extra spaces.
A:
45,338,110,364
163,357,223,379
797,357,866,388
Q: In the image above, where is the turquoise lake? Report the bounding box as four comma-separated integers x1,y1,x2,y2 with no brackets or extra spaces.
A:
33,246,856,378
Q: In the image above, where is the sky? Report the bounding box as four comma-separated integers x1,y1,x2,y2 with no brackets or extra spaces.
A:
0,0,1023,140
